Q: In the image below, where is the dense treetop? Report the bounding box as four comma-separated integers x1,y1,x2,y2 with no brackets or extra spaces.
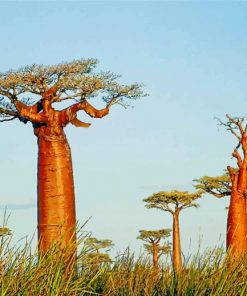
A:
137,229,171,243
143,190,203,214
194,174,231,198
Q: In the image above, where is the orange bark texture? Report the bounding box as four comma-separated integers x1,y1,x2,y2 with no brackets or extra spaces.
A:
226,116,247,256
227,166,247,256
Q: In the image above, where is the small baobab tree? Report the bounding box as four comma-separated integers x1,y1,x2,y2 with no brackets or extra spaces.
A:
0,59,144,260
195,115,247,256
143,190,202,271
137,229,171,270
83,237,114,269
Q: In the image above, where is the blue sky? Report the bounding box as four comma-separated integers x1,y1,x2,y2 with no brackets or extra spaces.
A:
0,1,247,257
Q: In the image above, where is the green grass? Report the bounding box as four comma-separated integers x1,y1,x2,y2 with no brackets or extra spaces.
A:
0,234,246,296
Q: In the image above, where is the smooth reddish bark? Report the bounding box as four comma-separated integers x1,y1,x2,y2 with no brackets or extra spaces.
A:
173,209,182,271
37,132,76,251
227,166,247,255
227,190,247,255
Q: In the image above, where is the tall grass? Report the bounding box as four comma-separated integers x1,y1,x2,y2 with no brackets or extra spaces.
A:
0,233,246,295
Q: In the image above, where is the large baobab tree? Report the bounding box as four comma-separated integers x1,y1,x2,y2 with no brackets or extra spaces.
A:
143,190,202,271
195,115,247,256
0,59,144,255
137,229,171,270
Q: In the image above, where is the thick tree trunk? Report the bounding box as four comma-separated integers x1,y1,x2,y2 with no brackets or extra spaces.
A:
13,93,109,269
227,189,247,256
37,131,76,254
173,210,182,271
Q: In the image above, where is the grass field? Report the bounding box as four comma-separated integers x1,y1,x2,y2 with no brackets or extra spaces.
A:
0,231,246,296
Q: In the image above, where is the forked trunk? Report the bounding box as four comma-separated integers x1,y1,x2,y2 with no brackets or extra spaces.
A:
227,189,247,256
36,125,76,257
173,210,182,271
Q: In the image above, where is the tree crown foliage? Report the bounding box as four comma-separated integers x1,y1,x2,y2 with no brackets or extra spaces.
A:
83,237,114,265
143,190,203,214
144,243,171,255
137,229,171,256
84,237,114,252
137,229,171,243
194,174,231,198
0,59,146,122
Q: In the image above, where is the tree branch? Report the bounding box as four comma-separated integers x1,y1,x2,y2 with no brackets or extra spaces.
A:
227,166,238,189
14,101,47,123
215,115,241,140
59,100,109,127
226,114,245,135
232,149,243,168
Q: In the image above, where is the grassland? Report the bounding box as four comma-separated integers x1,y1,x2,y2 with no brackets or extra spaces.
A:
0,231,246,296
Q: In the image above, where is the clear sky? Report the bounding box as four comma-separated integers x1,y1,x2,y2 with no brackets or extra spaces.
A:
0,1,247,257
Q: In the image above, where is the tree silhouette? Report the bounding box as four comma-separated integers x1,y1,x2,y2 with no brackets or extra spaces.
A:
137,229,171,270
195,115,247,256
0,59,144,260
143,190,202,271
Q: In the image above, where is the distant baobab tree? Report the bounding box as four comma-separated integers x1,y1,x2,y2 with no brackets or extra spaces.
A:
195,114,247,257
137,229,171,270
143,190,202,271
83,237,114,268
0,59,144,262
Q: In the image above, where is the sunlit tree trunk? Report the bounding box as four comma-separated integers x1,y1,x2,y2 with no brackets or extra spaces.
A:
37,132,76,252
173,209,182,271
226,165,247,256
152,243,158,270
227,191,247,255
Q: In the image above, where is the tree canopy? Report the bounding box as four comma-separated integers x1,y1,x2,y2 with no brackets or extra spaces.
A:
137,229,171,243
143,190,203,214
0,59,145,124
84,237,114,252
194,174,231,198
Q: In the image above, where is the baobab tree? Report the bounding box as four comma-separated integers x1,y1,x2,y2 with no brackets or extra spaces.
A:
143,190,202,271
83,237,114,268
0,59,144,257
195,115,247,256
137,229,171,270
